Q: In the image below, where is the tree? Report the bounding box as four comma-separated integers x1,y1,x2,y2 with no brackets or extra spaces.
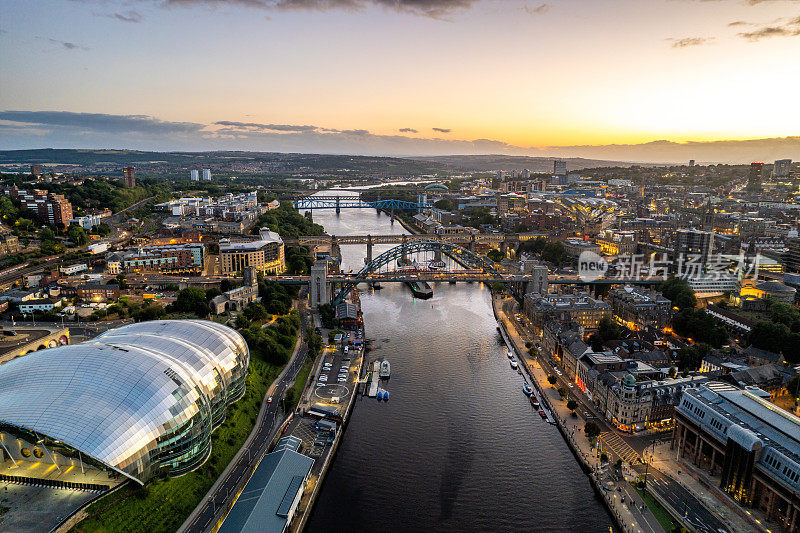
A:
307,327,323,358
541,241,566,266
585,421,601,440
433,198,454,211
558,387,568,400
660,277,696,310
668,366,678,378
116,273,128,290
518,236,548,256
598,316,621,341
486,249,504,263
39,226,56,242
67,224,88,246
547,375,557,385
319,303,336,329
588,332,604,352
171,287,209,316
567,399,578,412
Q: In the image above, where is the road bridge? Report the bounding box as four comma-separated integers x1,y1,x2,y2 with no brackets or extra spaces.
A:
292,195,431,212
283,232,546,264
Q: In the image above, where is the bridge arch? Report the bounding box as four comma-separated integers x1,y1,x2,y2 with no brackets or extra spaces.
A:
331,240,511,306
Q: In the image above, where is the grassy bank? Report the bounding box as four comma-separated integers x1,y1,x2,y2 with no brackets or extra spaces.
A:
633,485,679,533
71,353,285,533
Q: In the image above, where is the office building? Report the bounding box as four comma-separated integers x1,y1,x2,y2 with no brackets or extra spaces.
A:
523,292,611,331
3,186,73,226
674,383,800,531
553,160,567,176
190,169,199,182
220,228,285,276
0,320,248,485
607,286,672,330
202,169,211,181
773,159,792,178
120,243,205,275
747,162,763,192
30,164,41,177
674,228,713,265
123,166,135,188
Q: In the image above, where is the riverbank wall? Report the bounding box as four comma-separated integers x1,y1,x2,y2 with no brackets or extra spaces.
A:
491,294,629,533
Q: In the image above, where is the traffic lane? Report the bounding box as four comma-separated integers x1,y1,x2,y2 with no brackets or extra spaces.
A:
186,347,307,533
643,470,726,533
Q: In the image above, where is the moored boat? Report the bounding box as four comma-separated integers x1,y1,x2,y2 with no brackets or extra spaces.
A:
522,383,532,396
510,359,518,369
379,360,391,378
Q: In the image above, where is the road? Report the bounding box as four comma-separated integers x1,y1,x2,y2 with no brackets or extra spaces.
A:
637,467,729,533
182,299,311,533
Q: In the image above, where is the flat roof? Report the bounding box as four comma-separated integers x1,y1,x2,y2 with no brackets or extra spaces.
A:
218,449,313,533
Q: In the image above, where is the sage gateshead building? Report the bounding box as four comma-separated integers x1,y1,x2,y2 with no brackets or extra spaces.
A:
0,320,248,485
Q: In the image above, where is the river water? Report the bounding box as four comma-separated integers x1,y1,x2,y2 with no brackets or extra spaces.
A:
304,195,613,532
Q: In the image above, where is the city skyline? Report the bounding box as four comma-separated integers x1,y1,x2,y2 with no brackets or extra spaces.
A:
1,0,800,162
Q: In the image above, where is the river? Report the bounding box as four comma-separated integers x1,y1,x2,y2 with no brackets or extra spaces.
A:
304,194,614,532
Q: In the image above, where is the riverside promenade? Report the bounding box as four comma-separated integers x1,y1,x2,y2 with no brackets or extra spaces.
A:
493,294,665,533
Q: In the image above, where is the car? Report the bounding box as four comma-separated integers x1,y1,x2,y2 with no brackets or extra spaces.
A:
319,376,328,381
568,383,574,388
343,357,351,362
267,396,273,402
338,377,346,382
555,369,562,376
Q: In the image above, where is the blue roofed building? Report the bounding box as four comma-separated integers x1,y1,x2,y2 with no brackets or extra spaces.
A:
218,447,314,533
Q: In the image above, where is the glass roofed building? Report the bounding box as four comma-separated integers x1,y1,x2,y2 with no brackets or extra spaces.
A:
0,320,249,485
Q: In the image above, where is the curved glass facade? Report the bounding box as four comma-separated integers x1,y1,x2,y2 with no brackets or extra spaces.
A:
0,320,249,484
106,320,250,402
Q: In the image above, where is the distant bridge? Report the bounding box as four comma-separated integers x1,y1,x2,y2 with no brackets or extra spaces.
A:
292,195,432,211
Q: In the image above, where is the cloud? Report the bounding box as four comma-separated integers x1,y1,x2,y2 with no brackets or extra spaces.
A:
727,20,750,27
0,111,205,134
737,17,800,40
523,3,548,15
214,120,317,132
432,127,451,133
161,0,477,18
47,38,88,50
103,10,144,23
399,128,418,133
665,36,715,48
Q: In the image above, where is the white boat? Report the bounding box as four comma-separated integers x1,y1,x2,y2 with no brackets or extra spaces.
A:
506,349,513,359
379,360,391,378
510,360,519,370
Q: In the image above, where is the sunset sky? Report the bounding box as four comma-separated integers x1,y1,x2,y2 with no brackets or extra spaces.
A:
1,0,799,162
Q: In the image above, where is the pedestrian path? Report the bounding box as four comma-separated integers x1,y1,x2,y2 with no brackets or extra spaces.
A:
600,432,642,465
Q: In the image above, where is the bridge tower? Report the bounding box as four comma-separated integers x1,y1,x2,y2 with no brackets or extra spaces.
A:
309,260,329,309
365,234,373,265
500,240,508,259
433,243,443,264
330,236,341,263
400,234,410,265
468,234,476,252
335,196,341,215
417,193,427,214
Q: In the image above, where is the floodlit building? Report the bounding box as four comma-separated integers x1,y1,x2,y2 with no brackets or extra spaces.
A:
674,383,800,530
0,320,248,485
202,169,211,181
220,228,285,276
190,169,199,182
